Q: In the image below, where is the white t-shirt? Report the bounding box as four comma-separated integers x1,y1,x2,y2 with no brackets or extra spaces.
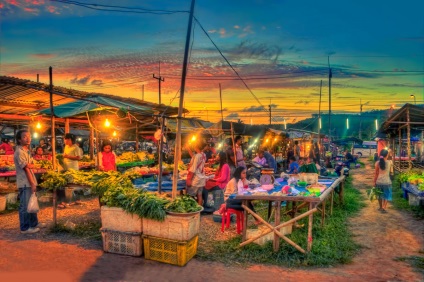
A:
63,144,82,171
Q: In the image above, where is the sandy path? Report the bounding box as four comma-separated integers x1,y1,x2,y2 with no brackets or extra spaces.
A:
0,162,422,282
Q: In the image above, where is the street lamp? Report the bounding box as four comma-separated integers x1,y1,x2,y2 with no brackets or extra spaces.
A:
410,94,416,105
346,118,349,130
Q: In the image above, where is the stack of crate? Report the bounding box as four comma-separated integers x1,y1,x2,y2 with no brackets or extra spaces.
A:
142,212,200,266
100,206,143,256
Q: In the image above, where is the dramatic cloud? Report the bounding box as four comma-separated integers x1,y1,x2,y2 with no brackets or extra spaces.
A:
91,79,103,86
225,113,239,120
242,105,266,112
70,76,91,85
294,100,310,105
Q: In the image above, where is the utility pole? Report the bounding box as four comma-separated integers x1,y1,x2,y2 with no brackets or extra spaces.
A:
171,0,195,199
153,61,164,105
318,80,322,146
37,74,39,82
269,99,272,126
328,56,332,142
142,85,144,101
219,83,224,124
359,98,363,139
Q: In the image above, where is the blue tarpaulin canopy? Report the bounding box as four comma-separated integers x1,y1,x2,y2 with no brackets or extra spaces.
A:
38,96,159,118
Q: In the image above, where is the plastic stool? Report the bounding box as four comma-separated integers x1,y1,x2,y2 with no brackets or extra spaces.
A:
221,208,244,234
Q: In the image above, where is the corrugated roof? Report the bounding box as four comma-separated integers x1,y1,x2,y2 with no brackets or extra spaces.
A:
0,76,184,123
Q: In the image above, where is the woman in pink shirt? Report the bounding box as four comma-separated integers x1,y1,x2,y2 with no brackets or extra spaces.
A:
202,151,230,204
98,141,117,171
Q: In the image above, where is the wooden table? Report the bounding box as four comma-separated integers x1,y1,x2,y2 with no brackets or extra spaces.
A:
235,175,345,253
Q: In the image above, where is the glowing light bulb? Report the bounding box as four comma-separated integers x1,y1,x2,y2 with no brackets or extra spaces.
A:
113,131,117,137
33,132,38,138
266,139,269,143
36,122,41,129
274,137,277,141
191,135,196,142
218,143,222,148
104,118,111,127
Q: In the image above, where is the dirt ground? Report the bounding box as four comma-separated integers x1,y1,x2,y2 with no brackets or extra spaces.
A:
0,161,423,282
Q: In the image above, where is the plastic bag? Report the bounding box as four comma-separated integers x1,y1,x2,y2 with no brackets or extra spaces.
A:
27,193,40,213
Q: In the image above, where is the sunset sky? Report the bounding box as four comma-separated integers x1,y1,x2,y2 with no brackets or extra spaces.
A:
1,0,423,124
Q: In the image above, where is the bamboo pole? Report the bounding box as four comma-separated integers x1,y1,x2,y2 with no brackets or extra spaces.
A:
273,201,281,251
89,127,94,160
157,117,165,194
231,122,237,167
49,66,57,226
399,129,402,171
239,205,317,253
307,203,314,252
407,107,412,169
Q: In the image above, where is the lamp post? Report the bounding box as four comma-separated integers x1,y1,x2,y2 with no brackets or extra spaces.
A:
410,94,416,105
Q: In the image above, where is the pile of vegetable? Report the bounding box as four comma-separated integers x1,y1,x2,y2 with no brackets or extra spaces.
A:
165,195,203,213
399,170,424,191
39,171,68,191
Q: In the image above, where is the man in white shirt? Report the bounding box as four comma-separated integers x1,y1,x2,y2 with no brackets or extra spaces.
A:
63,133,82,171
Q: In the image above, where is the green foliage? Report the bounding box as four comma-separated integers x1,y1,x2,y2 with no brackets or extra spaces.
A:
39,171,68,191
395,256,424,274
197,177,364,267
50,221,102,240
366,187,383,202
165,195,203,213
391,175,424,219
102,186,170,221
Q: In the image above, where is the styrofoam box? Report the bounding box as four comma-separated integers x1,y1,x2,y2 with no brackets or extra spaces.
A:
142,213,200,241
100,206,143,233
246,224,293,246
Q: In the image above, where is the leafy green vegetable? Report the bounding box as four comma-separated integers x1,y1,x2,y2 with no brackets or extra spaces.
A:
39,171,68,191
165,195,203,213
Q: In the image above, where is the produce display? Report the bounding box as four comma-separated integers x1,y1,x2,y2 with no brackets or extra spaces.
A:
0,156,15,172
116,152,155,167
399,170,424,191
164,195,202,213
39,171,68,191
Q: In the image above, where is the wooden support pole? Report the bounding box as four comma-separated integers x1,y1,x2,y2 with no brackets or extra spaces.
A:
321,199,326,227
135,124,139,152
89,127,94,160
240,204,306,253
273,201,281,251
242,200,248,241
65,118,70,134
407,107,412,169
399,129,402,171
330,190,334,215
307,203,314,252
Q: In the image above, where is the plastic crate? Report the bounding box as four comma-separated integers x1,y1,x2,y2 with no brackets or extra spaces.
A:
143,235,198,266
101,206,143,233
100,228,143,256
142,213,200,241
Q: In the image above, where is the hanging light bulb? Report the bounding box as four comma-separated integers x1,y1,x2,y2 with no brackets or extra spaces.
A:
104,118,111,127
36,122,41,129
113,131,117,137
33,132,38,138
191,135,196,142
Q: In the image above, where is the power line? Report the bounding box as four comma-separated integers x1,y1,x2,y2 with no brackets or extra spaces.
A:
50,0,189,14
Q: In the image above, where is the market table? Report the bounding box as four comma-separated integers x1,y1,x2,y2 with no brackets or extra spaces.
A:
235,175,345,253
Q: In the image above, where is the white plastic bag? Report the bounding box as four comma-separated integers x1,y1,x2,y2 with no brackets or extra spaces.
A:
27,193,40,213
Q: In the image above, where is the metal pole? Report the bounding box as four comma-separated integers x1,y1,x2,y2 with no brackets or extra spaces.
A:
318,80,322,146
157,117,165,194
49,66,57,226
328,57,332,142
153,61,164,105
171,0,195,199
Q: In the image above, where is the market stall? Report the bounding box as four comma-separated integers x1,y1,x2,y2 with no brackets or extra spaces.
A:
234,174,345,253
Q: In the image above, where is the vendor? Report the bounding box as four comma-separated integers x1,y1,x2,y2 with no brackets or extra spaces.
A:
63,133,82,171
234,135,246,168
221,167,259,224
0,138,14,155
252,149,267,166
39,138,52,154
33,146,52,161
263,147,277,173
202,151,230,207
287,156,299,174
98,140,117,171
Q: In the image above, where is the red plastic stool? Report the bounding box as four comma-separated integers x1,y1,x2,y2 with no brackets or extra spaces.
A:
221,208,244,234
